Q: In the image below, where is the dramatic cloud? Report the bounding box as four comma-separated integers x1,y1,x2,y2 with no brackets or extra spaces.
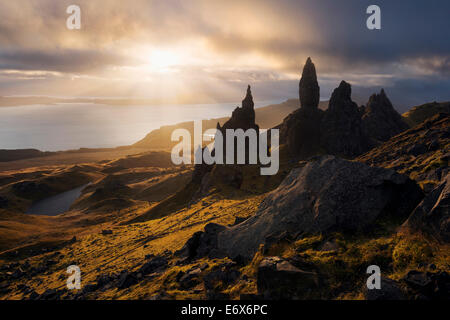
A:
0,0,448,108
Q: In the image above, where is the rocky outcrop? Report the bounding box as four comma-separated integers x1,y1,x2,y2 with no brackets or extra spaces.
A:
357,113,449,187
404,173,450,242
281,58,409,159
280,58,324,158
219,85,259,132
363,277,406,300
257,256,319,299
175,223,226,261
217,156,423,259
320,81,370,157
401,270,450,299
362,89,409,143
299,57,320,110
280,108,323,159
192,85,260,189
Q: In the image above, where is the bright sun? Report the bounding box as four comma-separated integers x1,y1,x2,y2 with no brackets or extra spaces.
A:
144,49,181,73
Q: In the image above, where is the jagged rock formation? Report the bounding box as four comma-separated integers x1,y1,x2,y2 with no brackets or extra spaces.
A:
404,173,450,242
216,156,423,259
193,85,259,185
280,58,409,159
218,85,258,132
320,81,370,157
361,89,409,143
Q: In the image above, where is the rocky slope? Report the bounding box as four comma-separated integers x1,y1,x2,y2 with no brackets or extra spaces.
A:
403,101,450,127
357,113,449,191
216,156,423,260
0,58,448,301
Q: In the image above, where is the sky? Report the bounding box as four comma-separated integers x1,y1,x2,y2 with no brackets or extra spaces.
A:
0,0,449,111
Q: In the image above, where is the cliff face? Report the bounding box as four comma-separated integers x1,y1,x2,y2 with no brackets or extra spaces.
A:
320,81,370,157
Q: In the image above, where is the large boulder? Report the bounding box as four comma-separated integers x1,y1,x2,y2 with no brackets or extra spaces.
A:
362,89,409,143
217,156,423,259
404,173,450,242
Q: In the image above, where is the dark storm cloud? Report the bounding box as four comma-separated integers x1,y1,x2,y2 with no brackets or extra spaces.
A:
0,0,448,103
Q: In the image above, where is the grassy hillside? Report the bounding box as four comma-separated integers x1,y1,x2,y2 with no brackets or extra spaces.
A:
403,101,450,127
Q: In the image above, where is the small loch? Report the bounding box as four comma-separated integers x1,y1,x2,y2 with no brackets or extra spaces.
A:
26,184,89,216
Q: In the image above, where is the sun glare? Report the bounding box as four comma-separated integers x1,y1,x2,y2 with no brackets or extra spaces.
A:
143,49,181,73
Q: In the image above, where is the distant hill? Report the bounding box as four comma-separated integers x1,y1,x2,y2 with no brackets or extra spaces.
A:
0,149,53,162
133,99,328,150
403,101,450,127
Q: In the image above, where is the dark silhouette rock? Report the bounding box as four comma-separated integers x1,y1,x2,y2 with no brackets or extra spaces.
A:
363,277,406,300
257,256,319,299
404,173,450,242
0,196,8,208
407,143,428,156
217,156,423,259
117,272,138,289
280,57,324,158
139,256,168,275
299,57,320,110
176,223,226,260
192,85,260,186
221,85,258,132
280,107,323,159
320,81,370,157
177,267,202,289
362,89,409,142
401,270,450,299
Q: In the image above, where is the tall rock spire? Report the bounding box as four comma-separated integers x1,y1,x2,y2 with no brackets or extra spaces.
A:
242,85,254,110
299,57,320,110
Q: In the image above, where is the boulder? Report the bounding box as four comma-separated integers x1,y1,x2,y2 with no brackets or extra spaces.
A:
256,257,319,299
176,223,226,260
218,156,423,259
363,277,406,300
401,270,450,299
138,256,168,275
404,173,450,242
117,272,138,289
